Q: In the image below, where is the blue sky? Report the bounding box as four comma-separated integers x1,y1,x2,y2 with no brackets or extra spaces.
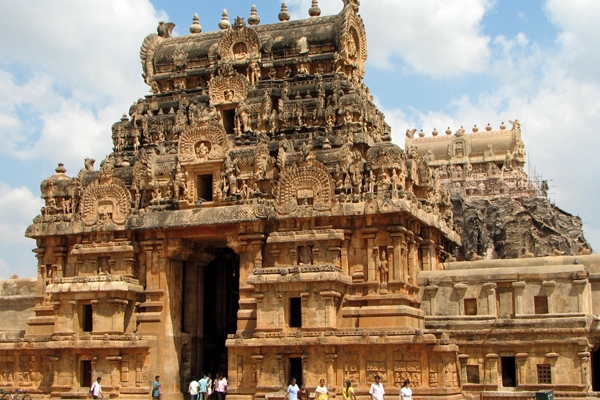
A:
0,0,598,278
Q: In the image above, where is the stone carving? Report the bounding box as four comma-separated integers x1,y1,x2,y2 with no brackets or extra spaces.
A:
274,161,336,215
178,120,229,164
217,17,261,62
208,70,249,106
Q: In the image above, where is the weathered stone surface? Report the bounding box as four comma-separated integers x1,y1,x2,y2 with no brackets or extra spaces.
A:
452,194,591,260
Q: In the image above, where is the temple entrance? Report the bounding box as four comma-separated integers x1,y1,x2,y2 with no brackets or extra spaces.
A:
203,248,239,376
592,346,600,391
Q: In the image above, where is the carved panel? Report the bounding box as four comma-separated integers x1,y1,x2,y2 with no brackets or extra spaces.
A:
217,22,261,62
178,120,229,164
274,161,335,214
208,71,249,106
80,178,130,227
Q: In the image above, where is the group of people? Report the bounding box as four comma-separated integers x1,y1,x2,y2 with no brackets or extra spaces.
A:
285,376,412,400
188,374,228,400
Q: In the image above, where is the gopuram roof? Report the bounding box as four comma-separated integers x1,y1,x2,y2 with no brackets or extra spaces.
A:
26,0,459,246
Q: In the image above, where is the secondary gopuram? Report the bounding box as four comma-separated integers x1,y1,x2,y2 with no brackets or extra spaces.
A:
18,2,460,400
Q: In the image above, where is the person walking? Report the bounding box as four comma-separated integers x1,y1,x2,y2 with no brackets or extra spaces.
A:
189,377,200,400
315,379,328,400
152,376,162,400
369,375,385,400
342,380,356,400
298,383,309,400
90,377,103,399
399,380,412,400
285,378,300,400
199,374,208,400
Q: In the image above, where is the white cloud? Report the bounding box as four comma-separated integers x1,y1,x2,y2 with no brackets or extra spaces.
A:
0,0,166,166
286,0,492,77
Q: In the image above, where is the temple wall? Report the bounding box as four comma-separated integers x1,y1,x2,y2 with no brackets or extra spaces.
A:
0,278,36,339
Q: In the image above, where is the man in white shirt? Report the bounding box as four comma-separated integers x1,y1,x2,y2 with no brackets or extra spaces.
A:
369,375,385,400
189,377,200,400
90,377,103,399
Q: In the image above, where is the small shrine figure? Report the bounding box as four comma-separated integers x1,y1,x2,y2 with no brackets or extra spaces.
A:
174,165,188,200
378,249,389,284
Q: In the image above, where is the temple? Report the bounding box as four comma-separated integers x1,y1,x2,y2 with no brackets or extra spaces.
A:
1,2,598,400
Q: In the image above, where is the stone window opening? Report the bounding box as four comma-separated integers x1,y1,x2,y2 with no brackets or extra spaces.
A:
289,297,302,328
82,304,93,332
501,356,516,387
537,364,551,384
466,365,480,384
222,108,236,134
534,295,549,314
464,298,478,316
196,174,213,202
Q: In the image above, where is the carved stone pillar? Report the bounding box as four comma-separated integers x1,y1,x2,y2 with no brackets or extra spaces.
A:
362,228,378,284
458,354,469,386
341,238,350,276
578,351,591,391
512,281,526,316
106,356,121,387
319,291,340,329
485,354,499,386
573,279,588,313
108,299,128,333
325,353,336,389
453,283,467,316
90,300,99,334
482,283,497,316
251,354,264,388
254,294,264,330
515,353,528,385
275,354,284,388
425,285,439,316
388,226,406,282
420,240,434,271
407,239,417,285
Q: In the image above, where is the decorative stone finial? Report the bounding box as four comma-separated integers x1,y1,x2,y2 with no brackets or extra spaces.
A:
472,125,479,133
248,5,260,26
500,122,506,130
55,163,67,174
432,128,438,136
190,13,202,34
279,2,290,22
445,127,452,135
418,129,425,137
486,123,492,131
219,9,231,30
309,0,321,17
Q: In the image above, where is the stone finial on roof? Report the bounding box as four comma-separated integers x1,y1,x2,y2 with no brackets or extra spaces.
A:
445,127,452,135
500,122,506,130
219,9,231,30
309,0,321,17
248,5,260,26
486,123,492,131
279,2,290,22
190,13,202,34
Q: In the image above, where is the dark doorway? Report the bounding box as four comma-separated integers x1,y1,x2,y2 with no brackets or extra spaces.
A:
289,297,302,328
203,248,240,376
501,356,516,387
593,347,600,391
289,358,303,385
81,360,92,388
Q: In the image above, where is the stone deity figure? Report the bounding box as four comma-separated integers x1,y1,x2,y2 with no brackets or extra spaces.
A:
174,166,188,200
378,249,389,284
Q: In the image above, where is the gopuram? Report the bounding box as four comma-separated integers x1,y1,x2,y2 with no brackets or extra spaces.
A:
1,1,599,400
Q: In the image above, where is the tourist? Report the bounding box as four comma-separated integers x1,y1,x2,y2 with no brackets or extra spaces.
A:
298,383,309,400
369,375,384,400
342,380,356,400
315,379,328,400
285,378,300,400
206,374,213,399
199,373,208,400
216,374,227,400
152,376,162,400
399,380,411,400
189,377,200,400
90,376,103,399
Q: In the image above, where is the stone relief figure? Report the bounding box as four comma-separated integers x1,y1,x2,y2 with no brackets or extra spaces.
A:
298,245,312,265
174,165,188,200
247,59,260,86
195,142,210,160
223,156,239,196
235,100,251,135
378,249,389,284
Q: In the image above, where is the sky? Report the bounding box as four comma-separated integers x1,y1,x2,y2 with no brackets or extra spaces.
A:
0,0,598,279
